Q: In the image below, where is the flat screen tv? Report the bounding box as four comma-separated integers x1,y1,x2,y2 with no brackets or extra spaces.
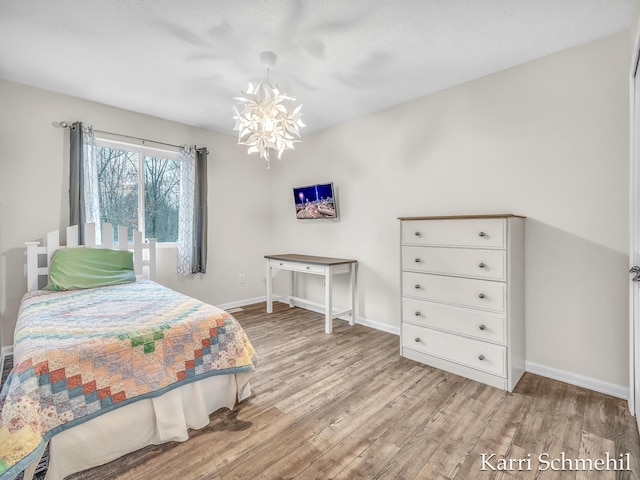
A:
293,182,338,220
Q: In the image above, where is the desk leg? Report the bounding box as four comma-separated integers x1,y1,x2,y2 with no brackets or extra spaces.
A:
349,263,357,326
289,270,295,307
325,267,333,333
266,262,273,313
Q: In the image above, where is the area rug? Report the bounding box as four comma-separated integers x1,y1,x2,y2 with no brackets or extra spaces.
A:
1,354,49,480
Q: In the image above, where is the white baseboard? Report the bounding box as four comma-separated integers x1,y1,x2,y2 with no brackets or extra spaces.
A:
217,296,267,311
354,316,400,336
0,345,14,380
525,360,628,400
281,298,400,336
1,345,13,360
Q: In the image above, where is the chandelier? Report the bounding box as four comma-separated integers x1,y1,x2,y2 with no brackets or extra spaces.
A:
232,51,305,169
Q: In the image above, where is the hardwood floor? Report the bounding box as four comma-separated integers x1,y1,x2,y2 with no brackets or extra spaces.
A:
70,302,640,480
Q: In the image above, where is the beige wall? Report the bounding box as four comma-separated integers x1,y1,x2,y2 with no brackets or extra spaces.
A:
0,79,273,345
270,33,631,391
633,0,640,47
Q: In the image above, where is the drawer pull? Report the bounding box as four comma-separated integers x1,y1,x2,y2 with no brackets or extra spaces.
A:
479,324,486,331
414,311,421,317
414,284,421,290
478,293,486,299
414,231,421,237
414,258,421,263
478,262,486,269
478,354,486,361
478,231,486,237
306,266,311,270
279,262,283,265
414,337,421,343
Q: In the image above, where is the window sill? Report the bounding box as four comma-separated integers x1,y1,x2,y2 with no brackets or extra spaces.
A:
155,242,178,249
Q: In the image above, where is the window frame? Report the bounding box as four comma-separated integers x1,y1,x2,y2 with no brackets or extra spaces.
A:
93,136,182,246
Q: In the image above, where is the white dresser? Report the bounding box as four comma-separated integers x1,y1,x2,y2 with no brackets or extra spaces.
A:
399,214,525,391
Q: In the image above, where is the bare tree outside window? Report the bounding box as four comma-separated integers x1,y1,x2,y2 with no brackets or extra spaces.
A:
95,145,180,242
144,156,180,243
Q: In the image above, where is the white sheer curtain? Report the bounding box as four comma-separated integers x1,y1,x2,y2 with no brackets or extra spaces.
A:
177,145,196,276
69,122,100,243
83,126,101,236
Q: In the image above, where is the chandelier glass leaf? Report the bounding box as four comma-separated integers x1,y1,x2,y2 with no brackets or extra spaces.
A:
232,52,305,169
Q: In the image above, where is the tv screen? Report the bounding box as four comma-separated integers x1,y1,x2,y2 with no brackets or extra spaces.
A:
293,182,338,219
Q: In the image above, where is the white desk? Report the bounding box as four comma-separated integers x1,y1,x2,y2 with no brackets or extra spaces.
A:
265,254,358,333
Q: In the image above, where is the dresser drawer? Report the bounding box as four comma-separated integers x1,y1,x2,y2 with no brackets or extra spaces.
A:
402,272,506,313
402,323,506,377
402,246,506,281
402,298,506,344
269,259,325,274
402,218,506,248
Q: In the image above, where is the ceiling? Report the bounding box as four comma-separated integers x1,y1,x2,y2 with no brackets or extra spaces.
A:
0,0,635,135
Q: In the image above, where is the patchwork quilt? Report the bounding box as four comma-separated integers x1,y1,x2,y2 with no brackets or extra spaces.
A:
0,280,257,479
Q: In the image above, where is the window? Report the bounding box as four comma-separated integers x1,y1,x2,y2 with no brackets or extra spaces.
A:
94,139,181,243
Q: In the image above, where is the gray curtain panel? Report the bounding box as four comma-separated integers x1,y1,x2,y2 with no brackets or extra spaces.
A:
68,121,86,244
193,147,208,273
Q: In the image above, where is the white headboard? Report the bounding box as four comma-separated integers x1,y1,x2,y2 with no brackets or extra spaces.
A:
26,222,157,292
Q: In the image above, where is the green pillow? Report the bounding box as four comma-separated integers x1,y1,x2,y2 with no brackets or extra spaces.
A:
45,247,135,291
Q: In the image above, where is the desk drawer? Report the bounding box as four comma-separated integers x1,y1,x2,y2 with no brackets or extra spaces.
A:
402,298,506,344
402,272,506,313
269,259,325,274
402,246,506,281
402,218,506,248
403,323,506,377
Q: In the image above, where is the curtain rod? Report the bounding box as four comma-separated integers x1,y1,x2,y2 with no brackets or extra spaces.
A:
58,121,200,151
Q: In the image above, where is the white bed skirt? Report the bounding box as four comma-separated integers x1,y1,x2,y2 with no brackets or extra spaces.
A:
22,374,251,480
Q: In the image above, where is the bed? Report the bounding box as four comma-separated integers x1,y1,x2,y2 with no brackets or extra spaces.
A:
0,223,257,480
